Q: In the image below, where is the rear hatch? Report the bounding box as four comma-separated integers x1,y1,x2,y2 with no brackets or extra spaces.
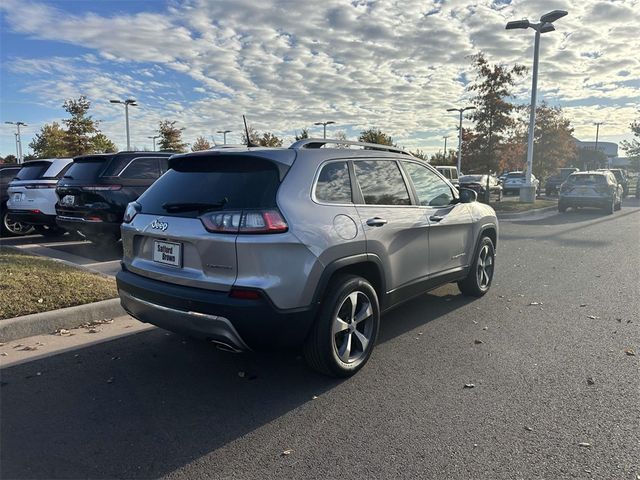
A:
561,174,610,197
56,155,122,222
125,152,291,291
7,161,54,210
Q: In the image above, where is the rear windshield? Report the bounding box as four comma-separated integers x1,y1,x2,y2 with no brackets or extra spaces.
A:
567,174,606,185
460,175,484,183
63,158,110,181
138,156,281,217
507,173,524,178
15,162,52,180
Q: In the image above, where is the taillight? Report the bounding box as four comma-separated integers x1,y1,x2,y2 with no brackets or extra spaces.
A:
81,185,122,191
200,209,288,234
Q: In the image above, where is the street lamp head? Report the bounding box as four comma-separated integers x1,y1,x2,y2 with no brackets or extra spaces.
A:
313,122,323,126
539,22,555,33
540,9,568,24
463,106,476,112
446,108,459,112
4,121,14,125
326,121,336,125
125,99,137,105
506,19,530,30
109,99,122,104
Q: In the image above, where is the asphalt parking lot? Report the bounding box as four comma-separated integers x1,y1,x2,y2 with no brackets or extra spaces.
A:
1,200,639,479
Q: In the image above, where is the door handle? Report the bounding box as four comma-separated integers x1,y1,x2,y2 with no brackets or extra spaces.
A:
366,217,388,227
429,215,444,222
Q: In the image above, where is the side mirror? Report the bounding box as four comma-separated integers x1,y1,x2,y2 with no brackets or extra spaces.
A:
459,188,477,203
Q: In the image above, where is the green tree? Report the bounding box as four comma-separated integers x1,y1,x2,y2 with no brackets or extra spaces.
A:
62,96,100,156
1,154,17,164
28,122,69,158
157,120,187,152
466,53,527,173
411,149,428,160
621,120,640,171
295,128,309,141
358,128,394,146
92,132,117,153
191,136,211,151
525,103,577,180
258,132,283,147
241,125,260,145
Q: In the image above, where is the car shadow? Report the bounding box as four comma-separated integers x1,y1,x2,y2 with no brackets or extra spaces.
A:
0,285,472,479
48,240,123,262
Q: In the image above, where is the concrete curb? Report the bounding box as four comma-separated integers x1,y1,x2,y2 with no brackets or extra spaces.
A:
496,205,557,220
0,298,125,342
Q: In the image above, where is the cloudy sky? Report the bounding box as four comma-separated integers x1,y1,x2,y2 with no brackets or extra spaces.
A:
1,0,639,157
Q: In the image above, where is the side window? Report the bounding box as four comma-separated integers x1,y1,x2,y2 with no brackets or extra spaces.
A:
0,169,19,184
55,163,73,179
315,161,352,203
403,162,454,207
120,158,160,180
353,160,411,206
159,158,169,174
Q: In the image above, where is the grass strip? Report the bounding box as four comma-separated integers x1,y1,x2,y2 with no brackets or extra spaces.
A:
0,248,117,320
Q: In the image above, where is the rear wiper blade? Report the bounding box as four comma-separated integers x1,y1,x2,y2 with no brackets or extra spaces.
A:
162,199,227,213
62,175,74,179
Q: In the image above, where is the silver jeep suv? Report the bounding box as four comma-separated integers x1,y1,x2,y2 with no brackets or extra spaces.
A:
116,139,498,377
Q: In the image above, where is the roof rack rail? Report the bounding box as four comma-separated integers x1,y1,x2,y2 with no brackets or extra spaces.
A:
289,138,414,156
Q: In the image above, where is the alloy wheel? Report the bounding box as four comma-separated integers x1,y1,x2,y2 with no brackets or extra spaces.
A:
476,244,494,290
3,212,34,236
332,291,375,364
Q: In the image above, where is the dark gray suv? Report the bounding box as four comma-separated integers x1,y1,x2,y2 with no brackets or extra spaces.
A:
116,139,498,377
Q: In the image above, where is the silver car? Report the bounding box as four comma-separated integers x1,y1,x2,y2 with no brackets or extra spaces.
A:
116,139,498,377
558,171,623,214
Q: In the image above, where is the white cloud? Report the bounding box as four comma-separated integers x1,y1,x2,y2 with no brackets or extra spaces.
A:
1,0,639,154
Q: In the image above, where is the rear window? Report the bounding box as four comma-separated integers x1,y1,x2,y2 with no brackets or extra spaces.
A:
507,173,524,178
138,156,281,217
567,174,606,185
460,175,484,183
15,162,52,180
63,159,109,181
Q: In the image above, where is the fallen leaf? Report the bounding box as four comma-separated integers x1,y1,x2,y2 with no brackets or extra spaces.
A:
107,377,114,384
524,426,533,432
464,383,475,389
88,328,99,333
37,298,44,304
55,328,71,336
0,352,8,357
586,377,595,386
529,302,542,306
474,339,484,344
281,449,293,456
21,346,38,351
12,344,23,349
577,442,591,448
238,371,246,378
482,326,488,331
586,315,599,320
312,395,318,400
623,348,636,357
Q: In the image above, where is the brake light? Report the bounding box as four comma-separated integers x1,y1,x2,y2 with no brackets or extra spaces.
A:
85,216,103,222
81,185,122,191
123,202,141,223
200,209,288,234
229,289,261,300
30,209,42,214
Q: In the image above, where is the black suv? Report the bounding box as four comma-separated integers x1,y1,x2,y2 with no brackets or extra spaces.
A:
545,168,579,196
56,152,173,245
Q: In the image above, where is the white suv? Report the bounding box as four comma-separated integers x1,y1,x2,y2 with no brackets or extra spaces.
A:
7,158,73,235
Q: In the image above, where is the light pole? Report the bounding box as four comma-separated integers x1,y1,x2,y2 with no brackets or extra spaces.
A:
147,135,160,151
5,121,27,163
217,130,231,144
314,121,335,139
443,135,449,160
506,9,568,202
594,122,604,168
446,107,475,175
110,98,137,151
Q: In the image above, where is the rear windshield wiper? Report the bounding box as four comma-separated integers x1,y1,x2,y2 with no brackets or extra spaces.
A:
62,175,74,179
162,199,228,213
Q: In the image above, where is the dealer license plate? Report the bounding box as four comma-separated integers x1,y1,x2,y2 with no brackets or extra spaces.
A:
153,240,182,267
12,193,22,202
61,195,75,206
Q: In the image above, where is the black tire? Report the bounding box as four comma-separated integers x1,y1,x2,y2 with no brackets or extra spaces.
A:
615,198,622,211
303,275,380,377
1,209,35,236
605,196,615,215
497,191,503,202
458,236,495,297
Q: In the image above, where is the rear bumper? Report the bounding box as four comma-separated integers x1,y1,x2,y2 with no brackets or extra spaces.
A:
7,210,57,226
559,196,612,208
116,269,315,351
56,216,121,238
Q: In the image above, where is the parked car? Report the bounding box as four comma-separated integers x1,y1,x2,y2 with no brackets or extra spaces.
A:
597,168,629,197
459,174,503,202
55,152,173,245
434,165,459,188
116,139,499,377
0,164,33,236
7,158,73,236
544,167,579,196
636,176,640,199
502,171,540,196
558,171,622,214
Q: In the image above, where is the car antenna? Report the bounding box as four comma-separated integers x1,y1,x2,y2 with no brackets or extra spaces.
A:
243,115,256,147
